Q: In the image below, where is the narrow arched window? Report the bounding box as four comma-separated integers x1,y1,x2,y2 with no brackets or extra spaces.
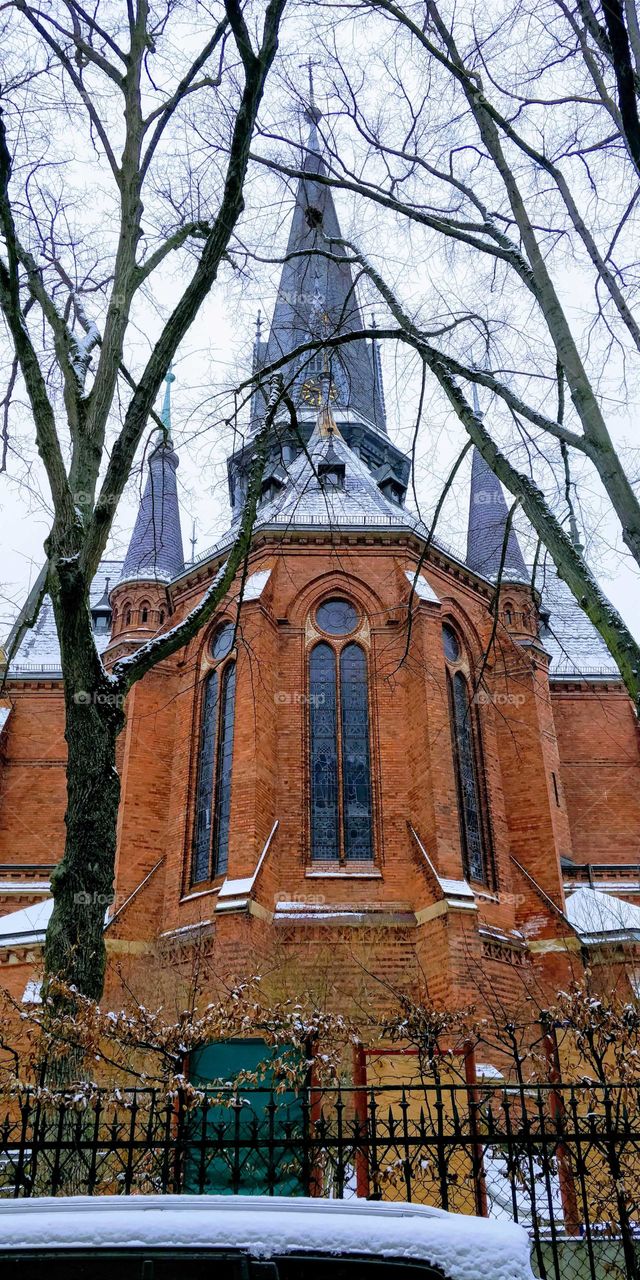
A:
309,635,374,862
448,670,488,885
309,643,339,861
212,662,236,877
192,671,219,884
191,624,237,884
340,644,373,861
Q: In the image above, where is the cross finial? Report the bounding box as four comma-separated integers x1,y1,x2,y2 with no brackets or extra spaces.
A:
301,58,321,124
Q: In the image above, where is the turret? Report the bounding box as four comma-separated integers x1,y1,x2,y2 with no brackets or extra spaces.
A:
108,371,184,655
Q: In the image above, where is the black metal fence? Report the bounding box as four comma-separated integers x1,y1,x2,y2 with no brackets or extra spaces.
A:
1,1081,639,1280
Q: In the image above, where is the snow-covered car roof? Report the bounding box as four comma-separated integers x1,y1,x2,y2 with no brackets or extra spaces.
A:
0,1195,533,1280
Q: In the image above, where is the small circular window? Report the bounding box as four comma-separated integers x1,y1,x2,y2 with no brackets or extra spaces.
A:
212,623,235,660
316,598,359,636
442,623,461,663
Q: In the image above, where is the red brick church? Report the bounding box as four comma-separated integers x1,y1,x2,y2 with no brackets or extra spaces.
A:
1,116,640,1044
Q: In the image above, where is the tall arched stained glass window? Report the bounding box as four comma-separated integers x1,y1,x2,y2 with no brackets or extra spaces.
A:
340,644,373,861
309,634,374,863
192,671,219,884
212,662,236,877
191,625,237,885
309,643,339,861
449,670,487,884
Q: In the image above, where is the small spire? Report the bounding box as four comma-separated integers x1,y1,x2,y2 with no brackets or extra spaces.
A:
190,519,197,565
255,310,262,344
157,365,176,447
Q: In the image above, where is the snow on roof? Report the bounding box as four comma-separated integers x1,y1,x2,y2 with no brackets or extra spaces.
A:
537,567,621,680
405,569,440,603
0,1195,534,1280
0,707,11,735
0,897,53,948
565,887,640,943
8,561,121,678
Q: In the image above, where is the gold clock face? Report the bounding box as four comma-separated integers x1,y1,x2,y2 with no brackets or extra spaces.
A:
301,377,337,406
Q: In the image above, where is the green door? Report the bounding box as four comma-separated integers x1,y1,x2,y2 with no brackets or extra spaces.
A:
184,1039,306,1195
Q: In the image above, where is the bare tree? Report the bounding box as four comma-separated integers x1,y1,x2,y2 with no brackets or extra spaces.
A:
0,0,288,1025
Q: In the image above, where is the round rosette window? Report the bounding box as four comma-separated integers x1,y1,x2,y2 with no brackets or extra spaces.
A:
211,622,235,660
315,598,359,636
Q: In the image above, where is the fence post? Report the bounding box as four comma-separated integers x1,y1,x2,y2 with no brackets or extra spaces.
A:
543,1030,581,1237
307,1043,323,1197
353,1043,369,1198
464,1043,488,1217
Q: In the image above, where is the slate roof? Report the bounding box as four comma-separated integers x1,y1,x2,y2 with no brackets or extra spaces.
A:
565,887,640,942
253,419,414,530
466,447,528,582
120,439,184,584
8,560,120,676
251,117,387,434
536,565,621,679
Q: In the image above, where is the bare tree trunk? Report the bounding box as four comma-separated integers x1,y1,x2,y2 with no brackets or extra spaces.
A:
45,573,124,1003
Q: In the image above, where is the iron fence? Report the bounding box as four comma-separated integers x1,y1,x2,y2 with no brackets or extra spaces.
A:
1,1081,639,1280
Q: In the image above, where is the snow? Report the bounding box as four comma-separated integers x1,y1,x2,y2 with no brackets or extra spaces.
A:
0,707,11,735
565,886,640,942
0,1195,535,1280
239,569,271,602
0,897,53,948
215,821,278,911
405,569,440,603
0,881,50,896
21,978,42,1004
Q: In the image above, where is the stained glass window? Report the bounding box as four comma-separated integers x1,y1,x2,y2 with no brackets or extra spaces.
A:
309,643,339,861
212,623,234,660
316,599,358,636
340,644,373,861
309,637,374,863
450,671,486,883
192,671,219,884
442,623,460,662
212,662,236,877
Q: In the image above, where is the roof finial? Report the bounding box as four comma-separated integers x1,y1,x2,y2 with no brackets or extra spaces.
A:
255,309,262,344
190,519,197,565
160,365,176,442
301,57,322,124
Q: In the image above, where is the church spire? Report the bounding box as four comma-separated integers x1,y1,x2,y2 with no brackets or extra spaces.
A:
120,370,185,584
466,387,527,582
253,91,387,434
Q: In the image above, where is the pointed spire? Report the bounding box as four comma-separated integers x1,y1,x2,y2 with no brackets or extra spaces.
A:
466,386,527,582
121,374,184,584
252,96,387,434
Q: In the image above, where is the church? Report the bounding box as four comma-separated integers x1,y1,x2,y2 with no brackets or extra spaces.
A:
1,114,640,1061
